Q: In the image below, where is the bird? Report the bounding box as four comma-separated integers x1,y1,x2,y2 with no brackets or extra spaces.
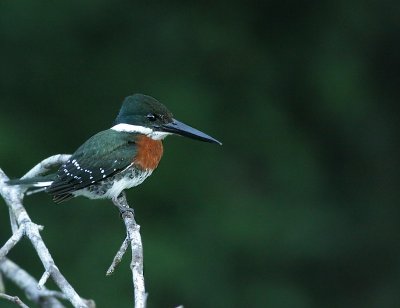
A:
7,94,221,205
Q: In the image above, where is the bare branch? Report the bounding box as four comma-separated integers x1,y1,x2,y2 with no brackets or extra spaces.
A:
0,226,24,259
112,192,147,308
0,155,95,308
2,153,149,307
106,237,129,276
0,272,4,293
21,154,72,181
9,209,18,234
0,258,65,308
0,292,30,308
38,270,51,290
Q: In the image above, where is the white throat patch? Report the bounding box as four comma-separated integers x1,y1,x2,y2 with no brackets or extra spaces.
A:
111,123,171,140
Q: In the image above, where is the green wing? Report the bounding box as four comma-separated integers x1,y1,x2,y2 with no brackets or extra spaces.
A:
46,130,138,199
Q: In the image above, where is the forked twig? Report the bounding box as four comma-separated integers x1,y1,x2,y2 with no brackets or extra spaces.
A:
0,155,93,308
109,192,147,308
0,258,65,307
1,154,148,307
0,292,29,308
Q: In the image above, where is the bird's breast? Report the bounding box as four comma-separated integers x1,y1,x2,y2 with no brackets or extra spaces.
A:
133,135,163,170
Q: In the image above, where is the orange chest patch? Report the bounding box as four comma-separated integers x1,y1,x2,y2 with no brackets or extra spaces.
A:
133,136,163,170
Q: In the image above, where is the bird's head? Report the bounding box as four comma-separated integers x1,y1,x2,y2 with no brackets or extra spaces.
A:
112,94,222,145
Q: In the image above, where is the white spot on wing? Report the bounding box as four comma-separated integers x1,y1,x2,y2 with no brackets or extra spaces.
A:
33,181,53,187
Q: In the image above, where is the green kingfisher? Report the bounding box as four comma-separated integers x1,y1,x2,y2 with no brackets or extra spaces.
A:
7,94,221,203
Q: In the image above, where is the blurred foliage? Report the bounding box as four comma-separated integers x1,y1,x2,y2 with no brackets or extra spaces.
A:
1,0,400,307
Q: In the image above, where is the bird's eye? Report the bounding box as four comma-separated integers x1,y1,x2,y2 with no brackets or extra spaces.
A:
146,113,157,121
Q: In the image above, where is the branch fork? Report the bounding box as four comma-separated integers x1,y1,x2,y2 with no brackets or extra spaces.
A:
109,192,147,308
1,154,148,307
0,155,92,308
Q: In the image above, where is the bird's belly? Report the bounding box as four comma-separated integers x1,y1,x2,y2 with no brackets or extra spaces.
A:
73,168,153,200
105,169,153,198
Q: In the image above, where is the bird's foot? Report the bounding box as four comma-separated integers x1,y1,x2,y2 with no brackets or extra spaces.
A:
117,205,135,218
112,192,135,218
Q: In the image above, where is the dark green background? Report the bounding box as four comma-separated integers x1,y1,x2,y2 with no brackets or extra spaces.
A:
1,1,399,307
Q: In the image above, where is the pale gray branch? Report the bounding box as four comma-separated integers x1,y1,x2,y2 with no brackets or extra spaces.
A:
0,155,94,308
2,153,148,308
0,226,24,259
106,237,129,276
0,272,4,293
9,209,18,234
20,154,72,181
0,292,30,308
112,192,147,308
38,270,51,290
0,258,65,308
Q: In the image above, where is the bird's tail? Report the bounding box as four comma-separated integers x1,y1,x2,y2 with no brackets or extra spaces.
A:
6,174,56,195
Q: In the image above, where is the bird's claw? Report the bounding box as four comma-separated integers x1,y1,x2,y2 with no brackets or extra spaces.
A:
117,206,135,218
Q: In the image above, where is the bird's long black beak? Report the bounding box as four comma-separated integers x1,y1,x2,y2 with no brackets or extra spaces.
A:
160,119,222,145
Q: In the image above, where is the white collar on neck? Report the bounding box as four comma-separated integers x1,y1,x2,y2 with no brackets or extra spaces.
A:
111,123,171,140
